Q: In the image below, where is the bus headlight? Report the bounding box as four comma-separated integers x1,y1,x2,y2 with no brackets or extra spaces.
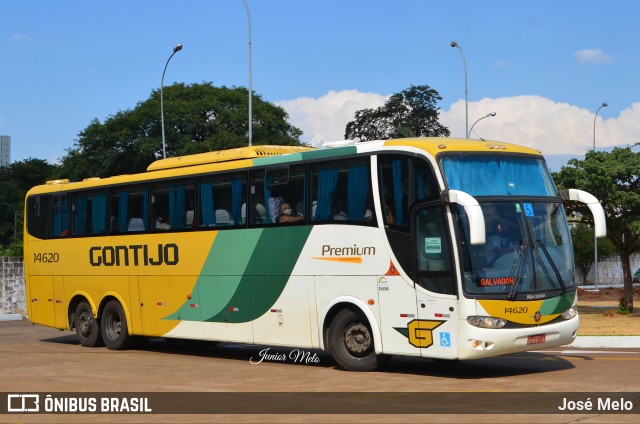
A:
561,306,578,320
467,316,507,329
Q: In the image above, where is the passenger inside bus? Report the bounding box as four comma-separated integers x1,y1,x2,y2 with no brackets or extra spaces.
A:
484,222,513,266
278,202,304,223
268,196,283,223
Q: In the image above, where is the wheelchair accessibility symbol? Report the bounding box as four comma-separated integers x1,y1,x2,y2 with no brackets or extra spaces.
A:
523,203,535,217
440,332,451,347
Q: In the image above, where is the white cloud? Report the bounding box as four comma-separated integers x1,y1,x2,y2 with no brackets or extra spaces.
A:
277,90,388,147
574,48,615,64
494,60,512,68
11,33,31,41
279,90,640,157
441,96,640,155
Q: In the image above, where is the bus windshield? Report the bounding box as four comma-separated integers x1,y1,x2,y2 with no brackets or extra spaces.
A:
457,201,575,298
441,155,575,298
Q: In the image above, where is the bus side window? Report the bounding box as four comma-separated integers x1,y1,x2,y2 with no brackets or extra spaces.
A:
379,154,439,230
71,190,107,236
151,178,194,231
257,165,306,225
311,158,372,224
50,194,70,238
248,171,267,225
110,185,149,233
415,207,455,295
198,172,246,228
27,195,50,239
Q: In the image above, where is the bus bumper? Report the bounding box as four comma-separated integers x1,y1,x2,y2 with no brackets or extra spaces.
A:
456,314,580,360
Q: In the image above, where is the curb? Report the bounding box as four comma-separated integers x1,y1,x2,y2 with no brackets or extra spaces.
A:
0,314,24,322
569,336,640,349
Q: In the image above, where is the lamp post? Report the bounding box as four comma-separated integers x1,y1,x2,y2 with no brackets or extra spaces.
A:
161,43,183,159
593,102,608,150
469,112,496,139
450,41,468,138
243,0,253,147
592,101,607,290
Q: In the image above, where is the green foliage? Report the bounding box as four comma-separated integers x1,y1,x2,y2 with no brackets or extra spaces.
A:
617,298,630,315
554,146,640,312
55,83,303,181
344,84,450,141
0,241,23,257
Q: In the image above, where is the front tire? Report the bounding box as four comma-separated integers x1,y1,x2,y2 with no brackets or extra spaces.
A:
328,308,385,371
75,300,103,347
101,300,132,350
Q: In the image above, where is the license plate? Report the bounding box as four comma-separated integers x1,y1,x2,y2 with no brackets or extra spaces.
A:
527,334,546,345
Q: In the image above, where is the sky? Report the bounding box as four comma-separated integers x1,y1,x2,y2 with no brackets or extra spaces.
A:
2,0,640,171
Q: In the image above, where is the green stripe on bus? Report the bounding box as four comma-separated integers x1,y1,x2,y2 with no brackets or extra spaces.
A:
299,146,357,160
165,229,263,321
252,145,357,167
539,291,576,315
204,225,312,323
252,153,307,167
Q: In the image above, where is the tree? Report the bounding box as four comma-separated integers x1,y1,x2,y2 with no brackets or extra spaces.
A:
571,223,615,285
55,83,303,181
345,84,450,141
554,147,640,312
0,158,56,254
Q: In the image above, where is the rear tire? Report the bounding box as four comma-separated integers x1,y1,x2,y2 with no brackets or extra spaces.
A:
101,300,132,350
74,300,103,347
328,308,385,371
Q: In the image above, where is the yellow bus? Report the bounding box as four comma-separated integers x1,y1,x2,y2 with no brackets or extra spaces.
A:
24,138,606,371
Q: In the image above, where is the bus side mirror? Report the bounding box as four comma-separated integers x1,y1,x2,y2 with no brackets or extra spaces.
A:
442,189,486,245
559,189,607,238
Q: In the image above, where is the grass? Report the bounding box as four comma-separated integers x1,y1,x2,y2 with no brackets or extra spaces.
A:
577,299,640,336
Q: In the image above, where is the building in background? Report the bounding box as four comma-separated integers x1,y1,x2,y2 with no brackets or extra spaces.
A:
0,135,10,167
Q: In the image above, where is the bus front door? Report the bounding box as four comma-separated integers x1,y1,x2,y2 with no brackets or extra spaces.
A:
413,205,459,359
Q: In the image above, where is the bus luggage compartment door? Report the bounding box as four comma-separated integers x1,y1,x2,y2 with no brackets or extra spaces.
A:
27,276,57,328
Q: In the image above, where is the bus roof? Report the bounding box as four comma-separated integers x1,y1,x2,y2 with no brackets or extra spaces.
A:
146,145,316,171
382,137,542,157
29,138,543,195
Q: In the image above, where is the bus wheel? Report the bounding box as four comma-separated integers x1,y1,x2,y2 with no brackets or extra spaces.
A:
328,308,384,371
75,300,103,347
101,300,132,350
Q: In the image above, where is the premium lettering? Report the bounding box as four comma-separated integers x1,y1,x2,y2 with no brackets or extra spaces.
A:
89,243,179,266
321,244,375,257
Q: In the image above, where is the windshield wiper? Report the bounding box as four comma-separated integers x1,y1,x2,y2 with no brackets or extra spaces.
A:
508,240,529,300
536,239,566,294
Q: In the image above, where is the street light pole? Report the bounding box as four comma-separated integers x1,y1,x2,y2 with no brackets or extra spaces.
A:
592,101,607,290
593,102,608,150
450,41,468,138
243,0,253,147
469,112,496,139
161,43,183,159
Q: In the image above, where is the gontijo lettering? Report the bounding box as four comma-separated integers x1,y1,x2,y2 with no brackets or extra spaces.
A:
89,244,179,266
